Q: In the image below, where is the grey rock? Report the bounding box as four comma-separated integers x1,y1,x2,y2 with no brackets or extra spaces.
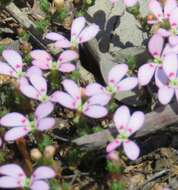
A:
85,0,150,106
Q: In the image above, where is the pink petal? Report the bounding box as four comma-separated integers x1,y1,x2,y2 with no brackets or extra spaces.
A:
0,164,25,178
148,34,164,57
71,16,86,36
127,111,144,136
58,50,78,63
164,0,177,19
37,117,55,131
169,7,178,28
123,0,138,7
20,84,39,100
107,151,119,161
30,50,52,61
2,50,23,71
59,63,75,73
35,102,54,120
123,140,140,160
79,24,100,43
158,86,174,104
5,127,30,141
32,166,56,180
50,91,76,109
83,104,108,118
155,67,169,88
138,63,156,86
108,64,128,86
87,93,111,106
29,75,47,95
163,53,178,79
26,66,43,77
54,39,71,48
46,32,66,41
169,36,178,46
31,180,49,190
0,176,22,188
114,106,130,132
0,61,15,77
0,113,28,127
32,60,50,70
117,77,138,91
106,139,121,153
62,79,81,99
148,0,163,20
85,83,105,96
157,28,170,37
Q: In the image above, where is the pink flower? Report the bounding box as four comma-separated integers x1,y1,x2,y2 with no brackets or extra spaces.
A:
51,79,110,118
148,0,178,46
138,34,174,86
85,64,138,97
157,53,178,104
20,75,53,103
0,164,55,190
106,106,144,160
0,50,42,82
0,102,55,141
46,17,100,49
30,50,78,73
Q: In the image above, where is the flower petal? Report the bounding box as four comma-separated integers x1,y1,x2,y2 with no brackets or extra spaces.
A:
30,50,52,61
26,66,43,77
32,166,56,180
108,64,128,86
85,83,105,96
31,180,49,190
35,102,54,120
51,91,76,109
59,63,75,73
169,7,178,28
148,34,164,57
79,24,100,43
164,0,177,19
127,111,144,136
46,32,66,41
71,16,86,36
20,84,39,100
62,79,81,99
0,61,15,77
29,75,47,95
87,93,111,106
158,86,174,104
148,0,163,20
58,50,78,63
2,50,23,71
54,39,71,48
0,113,28,127
123,140,140,160
0,176,22,188
138,63,156,86
155,67,169,88
5,127,30,141
117,77,138,91
157,28,170,37
0,164,25,178
163,53,178,79
169,36,178,47
37,117,55,131
106,140,121,153
83,104,108,118
114,106,130,132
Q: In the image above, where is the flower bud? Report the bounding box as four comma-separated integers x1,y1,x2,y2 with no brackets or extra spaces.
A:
44,145,56,159
30,148,42,161
53,0,64,10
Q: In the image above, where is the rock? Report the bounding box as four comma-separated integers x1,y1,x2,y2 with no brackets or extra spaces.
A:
84,0,150,106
